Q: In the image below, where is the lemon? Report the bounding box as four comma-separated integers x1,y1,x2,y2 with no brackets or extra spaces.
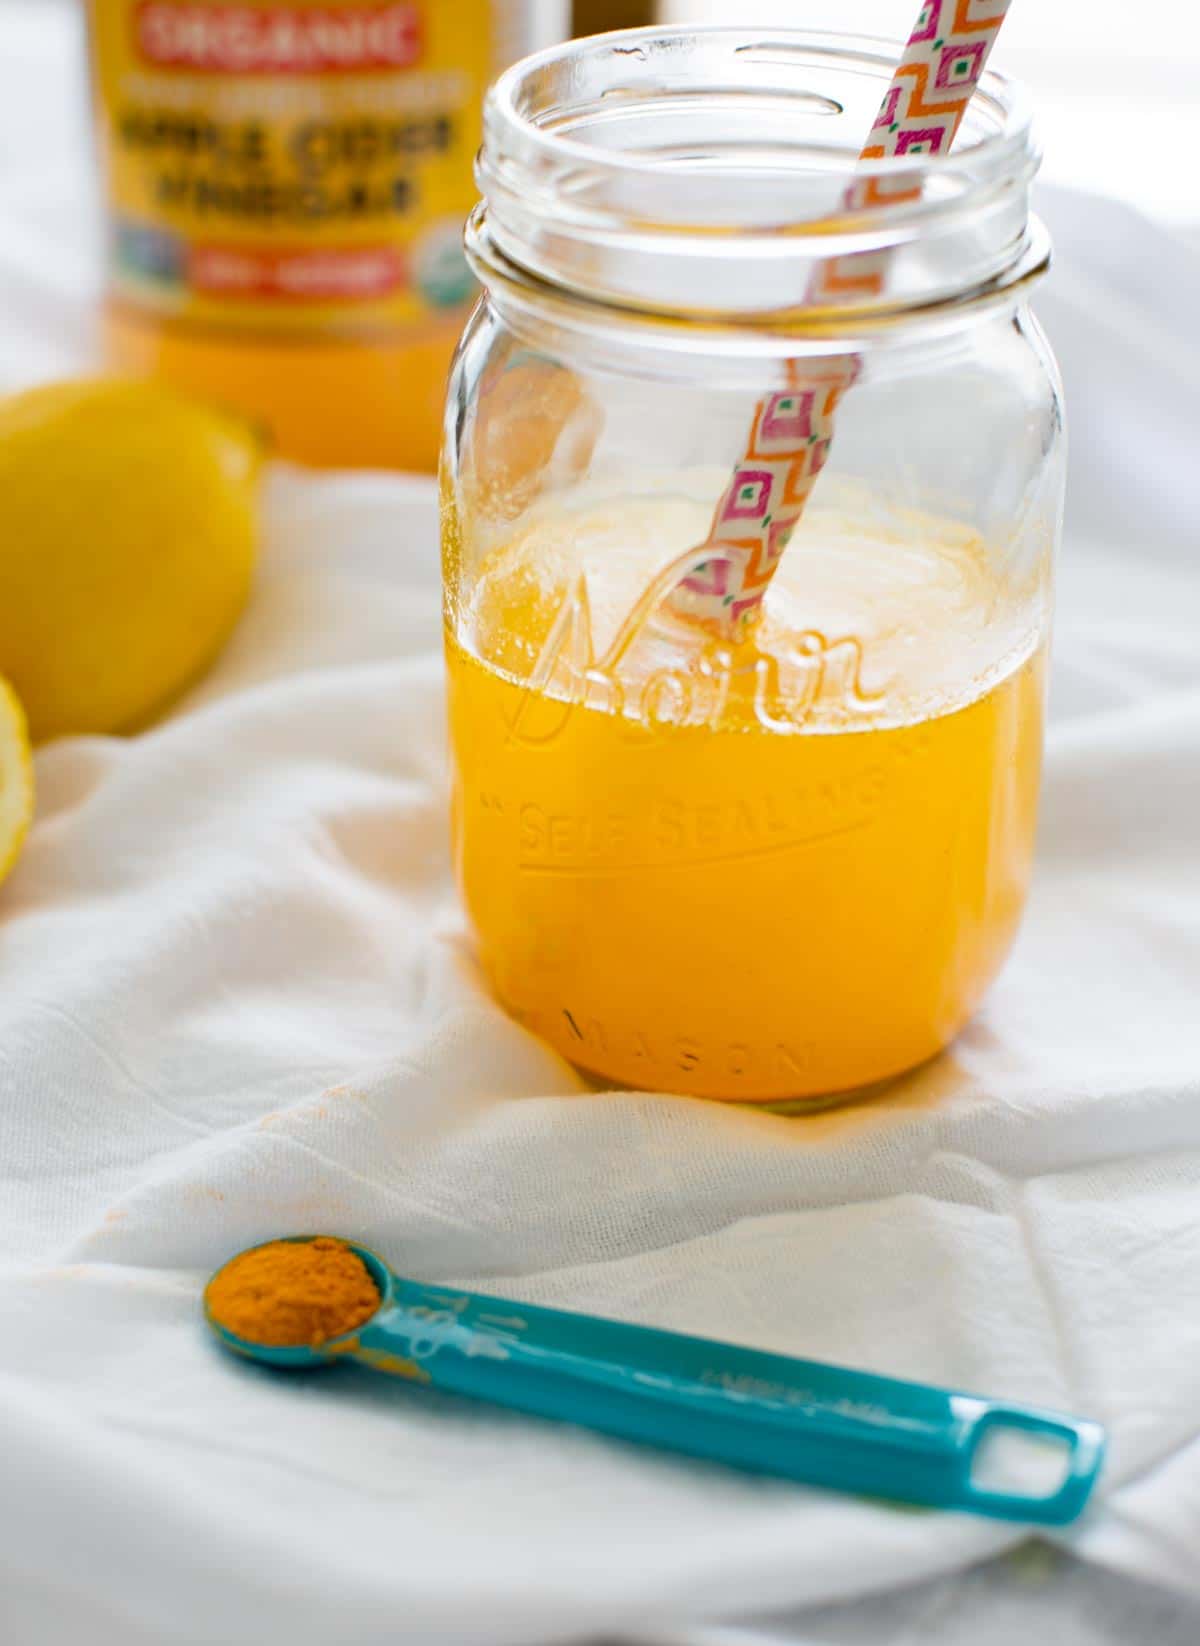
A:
0,679,34,885
0,378,262,742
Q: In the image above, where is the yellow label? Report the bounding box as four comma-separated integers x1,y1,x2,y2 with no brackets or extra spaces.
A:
88,0,501,338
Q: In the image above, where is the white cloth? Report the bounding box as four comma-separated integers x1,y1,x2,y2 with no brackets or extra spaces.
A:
1,9,1200,1645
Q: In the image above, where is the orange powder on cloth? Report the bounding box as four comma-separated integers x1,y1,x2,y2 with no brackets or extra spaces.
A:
206,1237,380,1348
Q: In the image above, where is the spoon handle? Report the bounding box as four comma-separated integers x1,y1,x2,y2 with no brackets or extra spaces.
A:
355,1278,1103,1523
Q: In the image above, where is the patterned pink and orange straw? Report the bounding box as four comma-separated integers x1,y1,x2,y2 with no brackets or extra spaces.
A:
674,0,1015,633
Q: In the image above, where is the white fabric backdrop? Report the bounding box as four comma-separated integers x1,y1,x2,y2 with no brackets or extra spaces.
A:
1,8,1199,1645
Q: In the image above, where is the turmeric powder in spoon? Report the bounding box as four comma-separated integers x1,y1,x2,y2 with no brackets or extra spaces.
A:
206,1236,380,1348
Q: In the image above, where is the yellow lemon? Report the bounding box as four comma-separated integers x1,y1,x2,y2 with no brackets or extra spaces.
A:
0,378,262,742
0,679,34,886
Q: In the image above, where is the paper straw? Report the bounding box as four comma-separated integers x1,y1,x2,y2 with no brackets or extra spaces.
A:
673,0,1016,633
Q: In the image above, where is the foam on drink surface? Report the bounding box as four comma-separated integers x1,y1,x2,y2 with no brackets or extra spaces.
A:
457,474,1043,735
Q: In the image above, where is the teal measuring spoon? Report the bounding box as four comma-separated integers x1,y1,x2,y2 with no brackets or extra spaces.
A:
205,1237,1105,1525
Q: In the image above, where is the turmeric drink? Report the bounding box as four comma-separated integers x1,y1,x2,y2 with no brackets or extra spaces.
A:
445,480,1046,1103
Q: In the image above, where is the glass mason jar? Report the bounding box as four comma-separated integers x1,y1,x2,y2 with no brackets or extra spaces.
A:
442,28,1063,1107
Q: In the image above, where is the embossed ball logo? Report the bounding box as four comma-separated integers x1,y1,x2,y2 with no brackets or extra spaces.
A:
134,3,423,74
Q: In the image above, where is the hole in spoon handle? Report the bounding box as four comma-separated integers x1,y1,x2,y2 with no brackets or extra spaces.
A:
958,1402,1106,1525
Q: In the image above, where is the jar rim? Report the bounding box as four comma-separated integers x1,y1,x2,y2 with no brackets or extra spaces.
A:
474,25,1043,332
486,24,1035,216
